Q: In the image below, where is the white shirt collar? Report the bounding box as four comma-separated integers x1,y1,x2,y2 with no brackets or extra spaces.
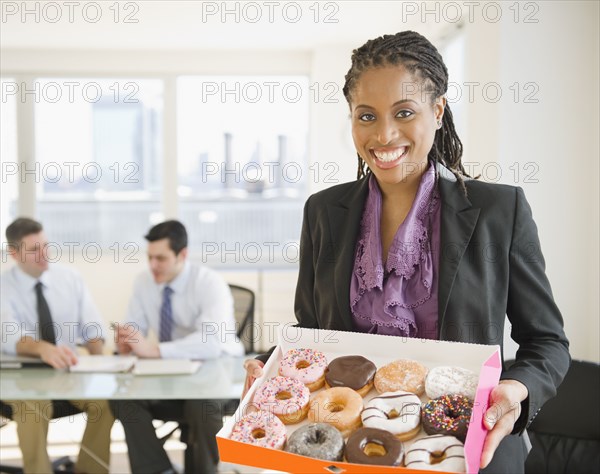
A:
160,259,191,294
12,264,49,291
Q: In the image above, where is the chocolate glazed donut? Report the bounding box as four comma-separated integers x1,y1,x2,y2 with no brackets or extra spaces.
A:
344,427,404,466
325,355,377,396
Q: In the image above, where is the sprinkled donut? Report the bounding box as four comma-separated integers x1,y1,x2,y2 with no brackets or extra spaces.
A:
229,410,287,450
325,355,377,397
422,394,473,442
361,390,421,440
253,376,310,424
308,387,363,437
425,366,479,400
279,348,328,391
404,434,466,472
344,427,404,466
374,359,428,396
285,422,345,461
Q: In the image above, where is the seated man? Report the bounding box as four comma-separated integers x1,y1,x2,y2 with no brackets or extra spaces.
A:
110,220,243,474
0,217,114,474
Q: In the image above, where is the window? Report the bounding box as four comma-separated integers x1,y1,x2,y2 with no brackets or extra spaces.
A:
0,77,18,246
177,76,309,266
33,78,163,248
2,74,312,267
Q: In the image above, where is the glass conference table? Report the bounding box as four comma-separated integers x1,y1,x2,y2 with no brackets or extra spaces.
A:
0,356,247,400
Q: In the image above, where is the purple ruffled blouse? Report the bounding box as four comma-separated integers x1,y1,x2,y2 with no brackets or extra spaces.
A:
350,162,441,339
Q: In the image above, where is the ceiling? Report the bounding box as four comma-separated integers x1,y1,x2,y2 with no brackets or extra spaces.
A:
1,1,456,51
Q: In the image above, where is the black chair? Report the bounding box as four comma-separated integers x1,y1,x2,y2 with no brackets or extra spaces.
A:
521,360,600,474
220,284,256,419
229,284,256,355
0,400,81,474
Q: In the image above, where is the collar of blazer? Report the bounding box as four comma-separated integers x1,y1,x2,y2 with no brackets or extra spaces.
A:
325,161,481,334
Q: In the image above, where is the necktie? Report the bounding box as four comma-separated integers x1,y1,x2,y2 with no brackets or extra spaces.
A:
35,281,56,345
159,286,174,342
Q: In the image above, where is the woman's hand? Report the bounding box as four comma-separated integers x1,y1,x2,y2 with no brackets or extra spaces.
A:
242,359,264,399
480,379,529,469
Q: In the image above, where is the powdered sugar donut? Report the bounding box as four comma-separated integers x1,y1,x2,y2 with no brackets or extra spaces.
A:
425,366,479,400
374,359,428,395
404,434,466,472
361,390,421,440
253,376,310,424
230,410,287,450
279,348,328,391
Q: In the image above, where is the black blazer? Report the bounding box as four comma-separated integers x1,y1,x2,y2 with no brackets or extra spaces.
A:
293,162,570,472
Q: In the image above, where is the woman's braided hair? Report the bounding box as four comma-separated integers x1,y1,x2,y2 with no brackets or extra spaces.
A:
343,31,470,190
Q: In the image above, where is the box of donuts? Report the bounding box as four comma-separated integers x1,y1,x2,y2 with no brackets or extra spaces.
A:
217,327,501,473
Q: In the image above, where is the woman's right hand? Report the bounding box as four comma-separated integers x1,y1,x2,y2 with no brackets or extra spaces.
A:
242,359,264,399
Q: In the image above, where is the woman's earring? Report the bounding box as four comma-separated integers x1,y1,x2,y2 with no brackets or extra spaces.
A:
437,119,442,129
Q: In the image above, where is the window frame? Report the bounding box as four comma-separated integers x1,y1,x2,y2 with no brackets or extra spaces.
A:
2,51,313,267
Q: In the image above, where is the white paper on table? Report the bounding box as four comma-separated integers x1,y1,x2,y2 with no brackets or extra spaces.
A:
70,355,138,373
132,359,202,375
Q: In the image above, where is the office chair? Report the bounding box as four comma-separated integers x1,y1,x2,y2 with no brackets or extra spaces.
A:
522,360,600,474
220,284,256,417
504,359,600,473
0,400,80,474
228,284,256,355
157,285,256,473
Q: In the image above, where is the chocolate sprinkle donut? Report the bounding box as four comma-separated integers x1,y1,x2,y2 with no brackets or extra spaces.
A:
422,394,473,442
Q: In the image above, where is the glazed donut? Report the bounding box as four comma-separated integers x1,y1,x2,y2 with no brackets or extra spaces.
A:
308,387,363,437
279,348,328,392
422,394,473,442
325,355,377,397
374,359,428,396
285,422,345,461
361,390,421,441
229,410,287,450
404,434,466,472
425,366,479,400
253,376,310,424
344,427,404,466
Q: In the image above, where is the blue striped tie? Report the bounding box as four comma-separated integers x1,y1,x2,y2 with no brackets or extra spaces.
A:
159,286,174,343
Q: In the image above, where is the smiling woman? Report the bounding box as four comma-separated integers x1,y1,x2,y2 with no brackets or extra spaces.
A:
349,67,444,185
348,66,447,260
245,30,571,474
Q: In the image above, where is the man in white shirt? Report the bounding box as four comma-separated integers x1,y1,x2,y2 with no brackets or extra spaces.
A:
109,220,243,474
0,217,114,474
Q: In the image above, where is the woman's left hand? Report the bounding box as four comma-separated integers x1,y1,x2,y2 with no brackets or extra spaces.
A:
480,379,529,469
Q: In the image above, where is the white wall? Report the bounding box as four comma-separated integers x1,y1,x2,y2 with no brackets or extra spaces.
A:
506,2,599,362
462,2,599,362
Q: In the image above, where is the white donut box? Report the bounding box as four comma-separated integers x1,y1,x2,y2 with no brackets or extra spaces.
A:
217,327,501,473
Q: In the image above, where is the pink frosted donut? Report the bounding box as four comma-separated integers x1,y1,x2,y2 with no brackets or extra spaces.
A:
253,375,310,424
230,410,286,450
279,348,328,391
